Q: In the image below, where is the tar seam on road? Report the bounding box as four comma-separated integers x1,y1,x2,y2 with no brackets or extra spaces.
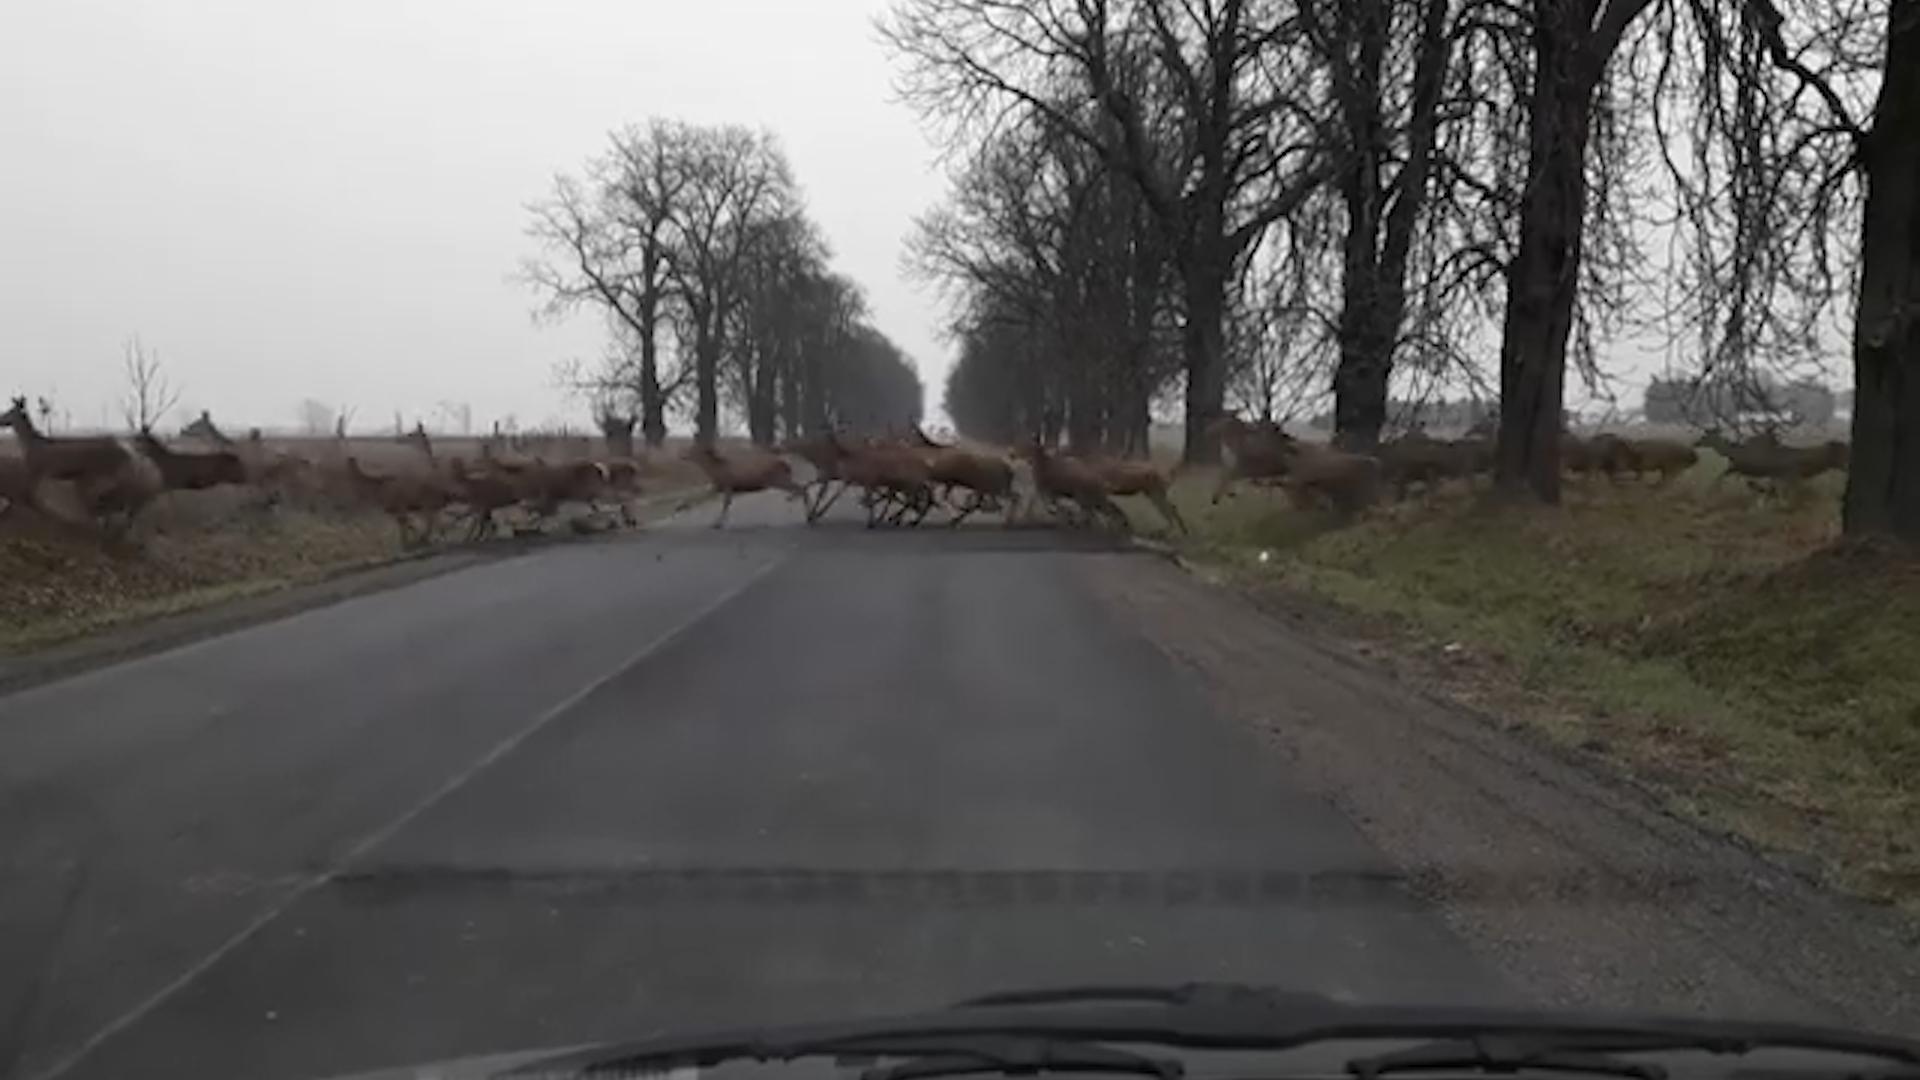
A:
22,551,790,1080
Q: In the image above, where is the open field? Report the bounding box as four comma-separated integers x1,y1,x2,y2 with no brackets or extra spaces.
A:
1167,455,1920,909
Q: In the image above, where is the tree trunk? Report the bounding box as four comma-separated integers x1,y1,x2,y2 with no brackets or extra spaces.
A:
748,350,777,446
1180,257,1229,464
1843,0,1920,540
1332,199,1394,450
1066,355,1103,452
802,346,826,433
778,351,801,439
1495,36,1595,502
638,328,666,448
603,416,636,459
1332,320,1394,450
694,306,720,444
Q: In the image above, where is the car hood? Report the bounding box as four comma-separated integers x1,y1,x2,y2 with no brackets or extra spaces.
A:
326,1049,899,1080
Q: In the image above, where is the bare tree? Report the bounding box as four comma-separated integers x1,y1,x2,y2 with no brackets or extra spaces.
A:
435,400,474,436
659,123,797,443
910,114,1178,453
120,336,181,432
1844,0,1918,538
525,120,690,447
882,0,1333,463
296,398,336,436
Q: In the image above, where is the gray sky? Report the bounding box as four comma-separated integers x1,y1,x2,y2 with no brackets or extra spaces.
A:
1,0,948,435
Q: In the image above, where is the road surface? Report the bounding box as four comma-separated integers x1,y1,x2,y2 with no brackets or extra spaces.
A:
1,493,1913,1079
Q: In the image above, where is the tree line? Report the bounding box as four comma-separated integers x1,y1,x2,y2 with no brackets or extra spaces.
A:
881,0,1915,540
524,119,923,453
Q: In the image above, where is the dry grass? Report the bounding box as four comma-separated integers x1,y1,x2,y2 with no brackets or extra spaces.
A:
0,434,717,653
0,505,404,651
1170,457,1920,909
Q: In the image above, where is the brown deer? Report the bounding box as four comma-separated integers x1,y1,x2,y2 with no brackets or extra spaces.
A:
0,395,159,532
598,457,646,526
907,425,1020,526
397,424,532,539
1621,438,1699,485
681,441,805,528
1205,414,1298,503
181,411,312,500
1277,442,1383,513
0,455,36,522
341,455,451,547
1697,431,1849,492
472,440,619,526
1070,451,1185,534
134,429,249,491
830,432,936,527
776,431,852,524
1016,436,1130,532
446,457,525,540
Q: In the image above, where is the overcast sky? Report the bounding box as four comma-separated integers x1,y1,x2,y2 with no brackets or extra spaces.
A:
1,0,949,434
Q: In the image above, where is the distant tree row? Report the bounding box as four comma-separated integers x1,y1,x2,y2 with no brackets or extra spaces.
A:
881,0,1916,539
1643,377,1839,428
524,119,922,449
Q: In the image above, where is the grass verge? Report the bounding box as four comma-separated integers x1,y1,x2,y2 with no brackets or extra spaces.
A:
1,480,709,654
1164,462,1920,910
0,509,406,652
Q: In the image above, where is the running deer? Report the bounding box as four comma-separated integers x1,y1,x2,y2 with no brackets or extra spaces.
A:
830,432,936,527
681,441,804,528
906,425,1019,526
1205,414,1297,503
776,431,853,524
134,429,249,491
341,455,451,547
1073,451,1185,534
1697,431,1849,493
180,411,311,499
0,395,159,532
1016,436,1130,532
397,423,525,539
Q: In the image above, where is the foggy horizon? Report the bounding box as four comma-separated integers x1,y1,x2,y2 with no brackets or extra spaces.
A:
2,0,950,436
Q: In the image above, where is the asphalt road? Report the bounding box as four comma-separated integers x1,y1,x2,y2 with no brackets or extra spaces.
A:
0,489,1773,1079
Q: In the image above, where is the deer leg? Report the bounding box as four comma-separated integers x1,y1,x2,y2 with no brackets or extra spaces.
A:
1152,491,1188,535
1211,464,1248,505
819,479,849,520
806,480,836,523
948,489,979,528
881,491,909,527
713,490,734,528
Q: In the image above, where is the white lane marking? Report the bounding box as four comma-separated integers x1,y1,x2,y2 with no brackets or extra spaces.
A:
27,554,787,1080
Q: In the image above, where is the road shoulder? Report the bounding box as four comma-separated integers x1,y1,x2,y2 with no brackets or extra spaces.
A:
0,490,714,697
0,547,493,696
1079,552,1920,1033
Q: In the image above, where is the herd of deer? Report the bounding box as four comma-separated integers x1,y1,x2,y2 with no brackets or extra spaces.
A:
1205,416,1853,509
680,425,1191,533
0,397,646,545
0,389,1856,548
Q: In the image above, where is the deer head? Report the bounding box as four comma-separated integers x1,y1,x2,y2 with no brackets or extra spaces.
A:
0,396,27,431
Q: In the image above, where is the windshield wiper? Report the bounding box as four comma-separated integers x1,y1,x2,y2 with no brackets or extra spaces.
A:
1346,1033,1683,1080
511,982,1920,1078
851,1035,1183,1080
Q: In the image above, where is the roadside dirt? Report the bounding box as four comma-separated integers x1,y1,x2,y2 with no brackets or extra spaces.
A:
1079,552,1920,1033
0,489,711,696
